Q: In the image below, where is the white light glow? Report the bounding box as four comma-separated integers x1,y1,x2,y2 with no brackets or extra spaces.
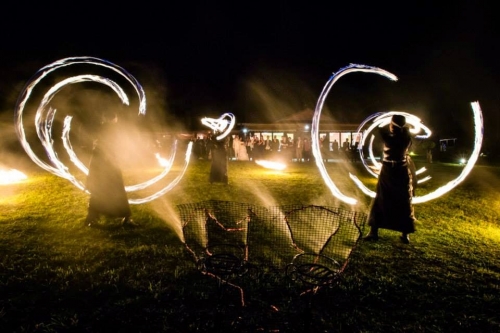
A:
0,169,28,185
255,160,287,171
201,113,236,140
156,153,172,168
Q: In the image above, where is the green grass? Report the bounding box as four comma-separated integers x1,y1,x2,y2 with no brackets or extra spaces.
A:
1,158,499,332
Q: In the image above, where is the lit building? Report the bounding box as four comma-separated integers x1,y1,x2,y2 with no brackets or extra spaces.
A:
236,108,362,153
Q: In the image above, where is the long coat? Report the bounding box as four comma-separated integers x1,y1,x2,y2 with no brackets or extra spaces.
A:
367,127,416,233
86,122,131,218
209,136,229,184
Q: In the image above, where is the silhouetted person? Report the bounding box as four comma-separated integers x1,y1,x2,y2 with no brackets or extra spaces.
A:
303,137,312,162
343,138,350,151
295,136,303,162
320,135,329,162
209,132,229,184
332,139,339,157
84,111,137,228
426,142,434,163
364,114,416,244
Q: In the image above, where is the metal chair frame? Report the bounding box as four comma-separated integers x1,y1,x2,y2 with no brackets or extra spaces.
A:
177,201,367,305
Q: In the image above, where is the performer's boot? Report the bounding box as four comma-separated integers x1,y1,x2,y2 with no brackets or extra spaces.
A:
84,210,99,227
400,233,410,244
122,216,139,228
363,227,379,241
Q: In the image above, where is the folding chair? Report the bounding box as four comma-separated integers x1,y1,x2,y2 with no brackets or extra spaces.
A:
178,200,254,306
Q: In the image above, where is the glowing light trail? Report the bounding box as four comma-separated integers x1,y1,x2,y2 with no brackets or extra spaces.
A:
411,101,483,203
311,64,483,205
34,75,129,190
201,113,236,140
311,64,398,205
130,141,193,204
14,56,190,204
355,111,432,179
348,104,483,203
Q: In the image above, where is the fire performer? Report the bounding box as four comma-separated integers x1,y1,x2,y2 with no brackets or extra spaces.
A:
84,111,138,228
363,114,416,244
209,131,229,184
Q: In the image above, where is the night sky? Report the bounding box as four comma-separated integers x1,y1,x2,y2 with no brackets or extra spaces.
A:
1,2,499,152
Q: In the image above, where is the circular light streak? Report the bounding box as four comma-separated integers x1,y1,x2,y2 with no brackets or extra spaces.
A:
355,111,432,179
311,64,398,205
14,56,192,204
312,64,484,205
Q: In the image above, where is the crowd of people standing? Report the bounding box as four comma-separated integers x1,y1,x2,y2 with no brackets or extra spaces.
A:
191,133,360,162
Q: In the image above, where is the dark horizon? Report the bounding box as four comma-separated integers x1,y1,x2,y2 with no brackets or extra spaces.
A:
1,2,498,154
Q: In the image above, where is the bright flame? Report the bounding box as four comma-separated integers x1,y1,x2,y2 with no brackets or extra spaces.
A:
255,160,287,171
155,153,172,168
0,169,28,185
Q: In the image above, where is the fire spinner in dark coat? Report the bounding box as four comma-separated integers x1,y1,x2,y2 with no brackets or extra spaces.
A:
85,117,131,224
366,114,416,242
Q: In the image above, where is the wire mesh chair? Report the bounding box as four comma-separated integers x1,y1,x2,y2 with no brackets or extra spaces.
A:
178,200,255,306
178,201,367,307
282,205,367,295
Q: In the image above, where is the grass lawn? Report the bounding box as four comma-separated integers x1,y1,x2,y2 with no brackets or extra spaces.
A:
1,156,499,332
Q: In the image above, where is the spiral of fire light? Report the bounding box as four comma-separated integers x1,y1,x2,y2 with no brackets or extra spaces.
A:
14,56,192,204
311,63,484,205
